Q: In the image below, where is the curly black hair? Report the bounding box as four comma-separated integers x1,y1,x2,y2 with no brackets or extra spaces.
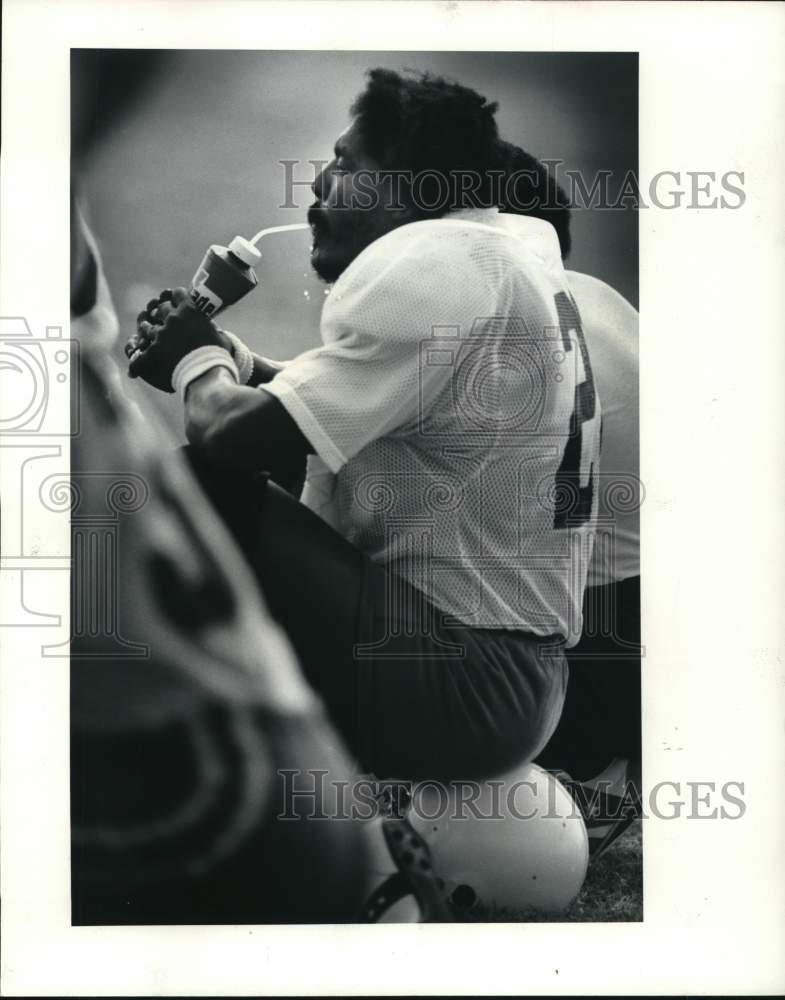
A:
496,140,572,258
351,68,498,166
349,68,572,257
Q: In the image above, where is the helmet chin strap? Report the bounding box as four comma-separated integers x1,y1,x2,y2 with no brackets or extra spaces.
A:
357,815,453,923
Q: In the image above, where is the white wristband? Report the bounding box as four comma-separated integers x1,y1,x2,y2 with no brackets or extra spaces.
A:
171,345,239,402
221,329,254,385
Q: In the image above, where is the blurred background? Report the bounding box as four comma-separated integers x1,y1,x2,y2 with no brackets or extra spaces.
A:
74,49,637,433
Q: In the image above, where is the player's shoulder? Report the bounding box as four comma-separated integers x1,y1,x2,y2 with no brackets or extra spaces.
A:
565,270,639,328
380,209,561,265
328,213,501,320
335,209,561,304
566,271,638,355
349,211,497,272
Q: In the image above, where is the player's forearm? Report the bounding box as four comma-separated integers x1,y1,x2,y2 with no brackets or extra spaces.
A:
184,367,312,487
184,368,270,469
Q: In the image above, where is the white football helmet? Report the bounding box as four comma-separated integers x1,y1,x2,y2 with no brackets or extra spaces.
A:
361,762,589,921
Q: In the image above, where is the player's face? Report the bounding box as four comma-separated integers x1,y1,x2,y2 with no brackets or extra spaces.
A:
308,120,412,283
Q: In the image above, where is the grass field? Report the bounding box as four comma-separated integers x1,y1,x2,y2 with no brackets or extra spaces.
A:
567,820,643,922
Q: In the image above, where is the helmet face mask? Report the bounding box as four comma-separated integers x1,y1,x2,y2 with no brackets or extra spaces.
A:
363,763,589,921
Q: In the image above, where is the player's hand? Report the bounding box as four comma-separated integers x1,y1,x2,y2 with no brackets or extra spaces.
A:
125,287,232,393
125,288,176,388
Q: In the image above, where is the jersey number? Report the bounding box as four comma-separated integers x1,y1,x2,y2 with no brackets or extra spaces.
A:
553,291,598,529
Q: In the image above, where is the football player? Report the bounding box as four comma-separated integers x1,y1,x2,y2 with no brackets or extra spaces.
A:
127,69,601,784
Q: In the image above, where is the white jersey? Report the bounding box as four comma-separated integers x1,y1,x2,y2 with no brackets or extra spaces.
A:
565,271,639,587
264,208,601,645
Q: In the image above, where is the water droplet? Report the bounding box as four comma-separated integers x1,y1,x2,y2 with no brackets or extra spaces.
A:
303,290,310,299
